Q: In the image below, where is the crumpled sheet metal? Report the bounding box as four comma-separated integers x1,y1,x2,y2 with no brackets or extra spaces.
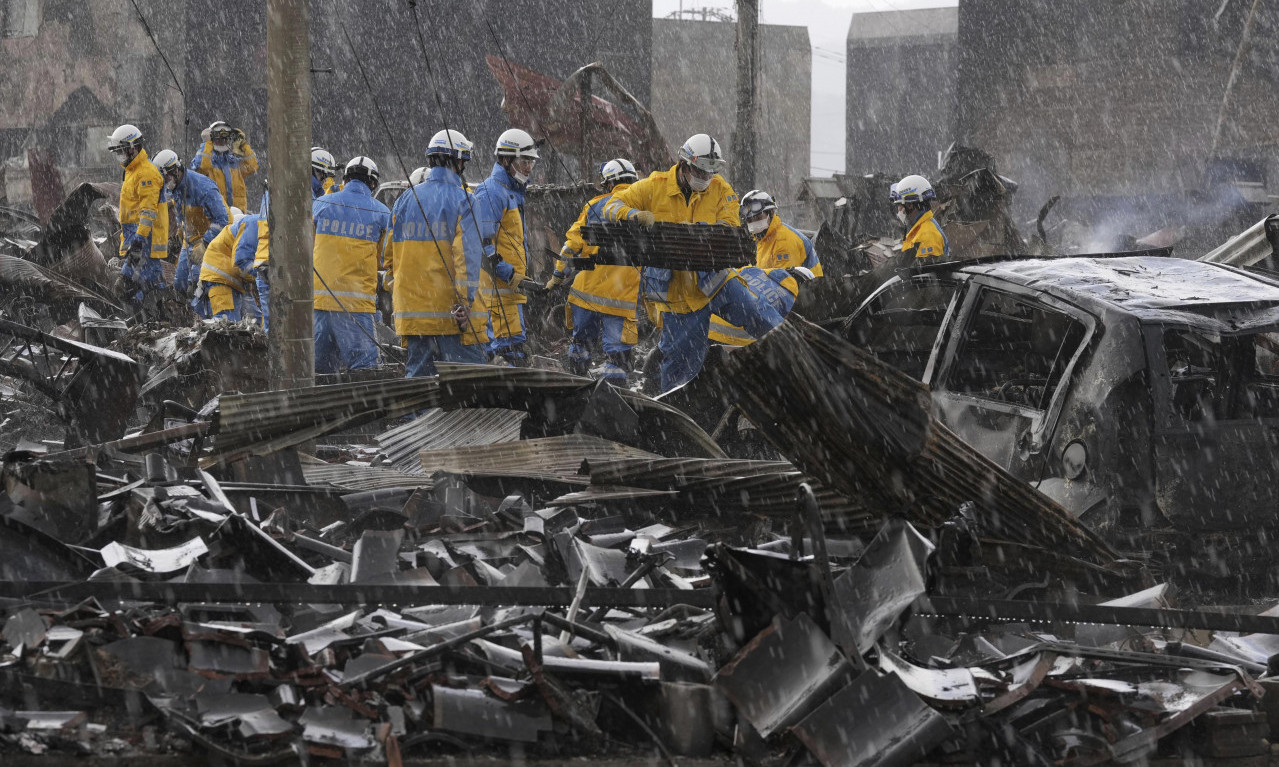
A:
791,669,953,767
714,613,856,739
830,517,934,654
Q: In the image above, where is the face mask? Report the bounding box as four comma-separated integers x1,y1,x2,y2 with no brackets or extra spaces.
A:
213,141,231,152
165,178,176,191
687,173,711,192
896,209,909,225
747,218,769,235
512,170,530,185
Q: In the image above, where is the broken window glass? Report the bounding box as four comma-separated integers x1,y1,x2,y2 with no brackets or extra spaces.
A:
945,289,1087,411
844,278,958,379
1163,328,1279,422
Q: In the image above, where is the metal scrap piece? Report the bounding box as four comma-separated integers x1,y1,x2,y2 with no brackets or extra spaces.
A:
714,613,856,739
791,669,953,767
431,685,552,743
830,518,934,654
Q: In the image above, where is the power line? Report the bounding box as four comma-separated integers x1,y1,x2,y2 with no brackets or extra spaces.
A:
127,0,190,146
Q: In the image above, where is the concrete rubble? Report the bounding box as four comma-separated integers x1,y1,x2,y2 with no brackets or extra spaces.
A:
7,191,1279,766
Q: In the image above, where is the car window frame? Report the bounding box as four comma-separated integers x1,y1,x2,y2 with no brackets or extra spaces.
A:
932,278,1098,449
846,273,965,384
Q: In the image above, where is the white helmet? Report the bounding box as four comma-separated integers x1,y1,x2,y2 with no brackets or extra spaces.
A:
892,174,935,204
229,206,245,225
311,147,336,175
152,149,182,173
677,134,725,174
409,166,429,185
739,189,777,220
207,120,234,142
600,158,638,186
427,129,473,161
106,124,143,153
344,156,380,186
495,128,539,160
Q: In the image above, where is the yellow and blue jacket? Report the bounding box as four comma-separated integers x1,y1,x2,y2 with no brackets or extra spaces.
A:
118,148,164,258
192,139,259,211
472,163,529,342
905,209,948,259
312,179,391,314
554,185,640,321
709,215,822,345
603,165,740,315
199,217,252,293
172,167,229,248
387,166,484,338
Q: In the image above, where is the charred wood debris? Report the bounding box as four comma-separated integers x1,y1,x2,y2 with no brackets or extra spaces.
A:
3,179,1279,767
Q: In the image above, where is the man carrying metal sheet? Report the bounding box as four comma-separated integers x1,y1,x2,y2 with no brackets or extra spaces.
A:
548,158,643,384
603,133,784,392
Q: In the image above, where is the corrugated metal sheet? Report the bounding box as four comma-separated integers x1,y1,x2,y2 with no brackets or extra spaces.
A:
302,463,435,492
377,408,526,474
211,378,443,464
437,364,725,459
418,434,659,484
581,456,863,521
211,365,723,468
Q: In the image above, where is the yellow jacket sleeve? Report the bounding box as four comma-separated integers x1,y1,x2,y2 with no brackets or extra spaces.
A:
238,141,259,177
603,179,649,222
134,177,161,240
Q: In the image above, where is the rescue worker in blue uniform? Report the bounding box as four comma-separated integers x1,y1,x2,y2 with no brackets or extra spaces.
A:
191,120,259,211
603,133,784,392
152,149,230,296
472,128,538,365
892,174,948,259
192,207,251,320
312,147,337,198
387,129,487,377
234,190,270,330
547,158,642,383
106,124,168,307
709,189,821,345
312,156,392,374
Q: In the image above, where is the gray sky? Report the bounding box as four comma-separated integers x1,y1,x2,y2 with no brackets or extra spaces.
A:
651,0,958,177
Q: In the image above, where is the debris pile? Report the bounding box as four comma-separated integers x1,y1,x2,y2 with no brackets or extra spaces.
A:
3,320,1279,765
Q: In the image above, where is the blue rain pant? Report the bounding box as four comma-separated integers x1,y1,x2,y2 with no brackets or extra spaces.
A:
406,334,487,378
314,310,379,374
570,305,632,383
659,305,713,393
489,305,526,360
191,282,244,321
256,271,270,332
709,276,785,339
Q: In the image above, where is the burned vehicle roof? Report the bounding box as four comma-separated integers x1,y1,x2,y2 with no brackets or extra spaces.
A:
957,256,1279,327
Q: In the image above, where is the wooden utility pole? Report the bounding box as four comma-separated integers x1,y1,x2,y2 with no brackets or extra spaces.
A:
266,0,314,390
732,0,759,190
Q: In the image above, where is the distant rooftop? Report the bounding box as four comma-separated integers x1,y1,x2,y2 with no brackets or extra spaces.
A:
847,6,957,45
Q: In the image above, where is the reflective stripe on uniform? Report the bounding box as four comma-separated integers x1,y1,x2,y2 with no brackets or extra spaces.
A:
481,287,521,297
710,319,752,341
569,289,635,312
397,310,455,319
319,289,376,302
203,263,250,291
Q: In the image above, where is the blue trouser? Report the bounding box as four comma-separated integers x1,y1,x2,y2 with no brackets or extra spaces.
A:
659,305,713,393
406,335,488,378
256,270,270,332
709,277,785,338
314,310,379,374
569,305,632,356
489,305,526,358
119,233,165,303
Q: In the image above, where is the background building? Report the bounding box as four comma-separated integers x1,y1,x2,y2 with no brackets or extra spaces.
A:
650,16,811,210
957,0,1279,231
844,6,957,179
0,0,652,209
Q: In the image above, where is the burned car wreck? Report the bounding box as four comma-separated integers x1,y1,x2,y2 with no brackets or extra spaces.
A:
842,254,1279,575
